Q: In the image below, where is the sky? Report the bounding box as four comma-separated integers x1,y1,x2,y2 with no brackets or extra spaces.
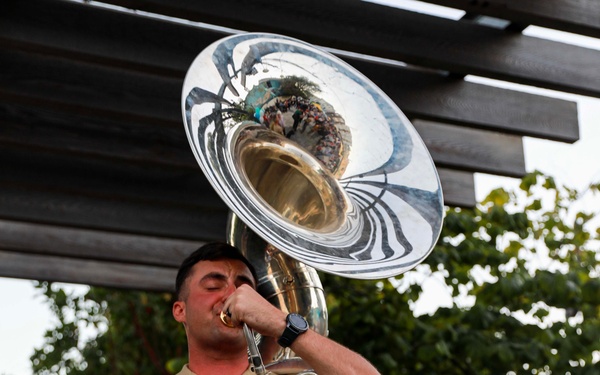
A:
1,2,600,374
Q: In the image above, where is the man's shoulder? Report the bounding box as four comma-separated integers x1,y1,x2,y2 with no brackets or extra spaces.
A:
175,364,195,375
176,364,254,375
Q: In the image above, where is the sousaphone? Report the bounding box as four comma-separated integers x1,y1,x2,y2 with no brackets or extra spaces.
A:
182,33,444,374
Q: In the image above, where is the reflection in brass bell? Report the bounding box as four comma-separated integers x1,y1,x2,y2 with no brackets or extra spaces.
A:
182,33,444,279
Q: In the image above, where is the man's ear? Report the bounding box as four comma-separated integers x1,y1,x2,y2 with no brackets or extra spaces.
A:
172,300,186,324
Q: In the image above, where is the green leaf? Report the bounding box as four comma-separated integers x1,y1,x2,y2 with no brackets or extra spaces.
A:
519,171,540,193
435,340,451,357
543,176,557,190
527,199,543,211
483,188,511,207
504,240,523,258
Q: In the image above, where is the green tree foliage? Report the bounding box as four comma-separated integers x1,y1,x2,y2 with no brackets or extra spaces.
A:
278,75,320,99
31,286,186,375
31,172,600,374
324,171,600,374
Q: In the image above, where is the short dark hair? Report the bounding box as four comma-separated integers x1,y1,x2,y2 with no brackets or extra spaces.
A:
175,242,258,300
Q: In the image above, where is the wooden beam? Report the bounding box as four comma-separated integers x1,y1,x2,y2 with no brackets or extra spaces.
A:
0,48,181,125
0,107,523,208
348,59,579,143
73,0,600,97
422,0,600,39
0,101,528,177
0,0,226,76
0,146,220,209
413,120,525,177
0,102,195,168
437,168,476,208
0,51,579,143
0,219,203,267
0,167,471,288
0,149,475,247
0,250,176,291
0,169,472,288
0,182,229,241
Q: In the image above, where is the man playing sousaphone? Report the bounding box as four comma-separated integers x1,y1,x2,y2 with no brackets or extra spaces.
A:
180,32,444,375
172,242,380,375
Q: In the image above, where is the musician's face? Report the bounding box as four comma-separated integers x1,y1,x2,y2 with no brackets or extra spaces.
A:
173,259,255,351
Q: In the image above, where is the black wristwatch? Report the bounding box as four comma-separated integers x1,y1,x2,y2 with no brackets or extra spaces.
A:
277,313,309,347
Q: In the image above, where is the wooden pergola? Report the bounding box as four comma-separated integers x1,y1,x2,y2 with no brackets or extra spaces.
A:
0,0,597,291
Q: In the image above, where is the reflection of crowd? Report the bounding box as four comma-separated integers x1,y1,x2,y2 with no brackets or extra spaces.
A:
256,96,343,172
314,130,343,172
256,106,286,136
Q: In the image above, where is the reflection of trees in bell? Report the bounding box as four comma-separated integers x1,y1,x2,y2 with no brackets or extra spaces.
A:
279,75,320,99
228,100,255,123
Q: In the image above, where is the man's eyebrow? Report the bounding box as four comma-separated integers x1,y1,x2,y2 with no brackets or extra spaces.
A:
199,272,255,288
199,272,228,283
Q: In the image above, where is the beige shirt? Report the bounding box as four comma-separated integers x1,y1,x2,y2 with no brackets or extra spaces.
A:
176,364,255,375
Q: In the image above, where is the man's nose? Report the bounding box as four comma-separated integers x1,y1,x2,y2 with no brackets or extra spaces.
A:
223,282,238,297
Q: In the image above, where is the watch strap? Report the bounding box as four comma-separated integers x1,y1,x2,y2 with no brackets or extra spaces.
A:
277,313,308,347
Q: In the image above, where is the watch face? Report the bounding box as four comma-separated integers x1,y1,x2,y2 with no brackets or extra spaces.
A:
289,313,309,330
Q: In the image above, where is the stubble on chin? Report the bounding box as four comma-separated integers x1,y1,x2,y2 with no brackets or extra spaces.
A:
211,315,246,346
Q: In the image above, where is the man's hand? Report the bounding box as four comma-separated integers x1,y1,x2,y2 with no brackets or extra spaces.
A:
222,284,287,339
222,285,381,375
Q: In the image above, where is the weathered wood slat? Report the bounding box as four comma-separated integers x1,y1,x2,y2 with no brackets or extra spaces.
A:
0,250,176,291
0,102,527,178
0,48,181,124
0,50,579,143
0,146,221,209
0,178,474,289
0,160,473,227
0,219,203,267
86,0,600,97
0,147,472,236
422,0,600,38
0,0,225,76
0,183,229,241
348,59,578,143
0,102,194,168
437,169,476,208
414,120,525,177
0,149,472,238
